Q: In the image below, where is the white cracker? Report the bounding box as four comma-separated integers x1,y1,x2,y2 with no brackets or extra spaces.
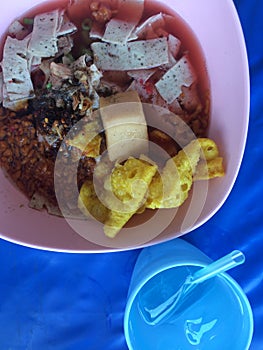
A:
155,55,196,104
102,0,144,44
135,13,165,38
28,10,59,57
1,36,34,101
91,37,169,71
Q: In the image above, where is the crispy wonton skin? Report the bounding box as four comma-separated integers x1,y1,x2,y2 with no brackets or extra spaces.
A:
78,138,225,238
78,180,109,223
103,157,157,238
78,157,157,238
146,138,224,209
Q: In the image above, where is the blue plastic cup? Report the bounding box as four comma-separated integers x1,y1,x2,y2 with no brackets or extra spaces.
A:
124,239,254,350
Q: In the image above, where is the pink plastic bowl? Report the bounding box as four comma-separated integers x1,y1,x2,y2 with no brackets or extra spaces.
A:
0,0,249,252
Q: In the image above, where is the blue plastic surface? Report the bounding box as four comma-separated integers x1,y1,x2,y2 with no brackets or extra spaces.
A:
0,0,263,349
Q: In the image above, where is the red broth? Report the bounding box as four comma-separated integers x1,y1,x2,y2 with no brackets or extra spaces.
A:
144,0,210,98
8,0,210,96
23,0,210,128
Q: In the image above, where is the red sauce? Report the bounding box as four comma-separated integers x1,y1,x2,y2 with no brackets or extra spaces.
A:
2,0,209,97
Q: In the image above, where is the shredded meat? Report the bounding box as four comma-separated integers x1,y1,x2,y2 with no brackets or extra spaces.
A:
0,99,97,209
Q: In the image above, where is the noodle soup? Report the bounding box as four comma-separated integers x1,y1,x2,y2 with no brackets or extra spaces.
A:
0,0,215,238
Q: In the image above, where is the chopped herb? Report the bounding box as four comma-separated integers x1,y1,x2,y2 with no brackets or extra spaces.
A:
23,18,34,25
80,47,93,56
64,52,75,63
46,82,52,90
81,18,92,31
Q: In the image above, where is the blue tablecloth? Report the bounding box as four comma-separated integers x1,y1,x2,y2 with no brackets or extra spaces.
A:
0,0,262,349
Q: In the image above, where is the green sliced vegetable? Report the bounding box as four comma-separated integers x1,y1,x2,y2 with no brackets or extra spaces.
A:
81,18,92,31
23,18,34,25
